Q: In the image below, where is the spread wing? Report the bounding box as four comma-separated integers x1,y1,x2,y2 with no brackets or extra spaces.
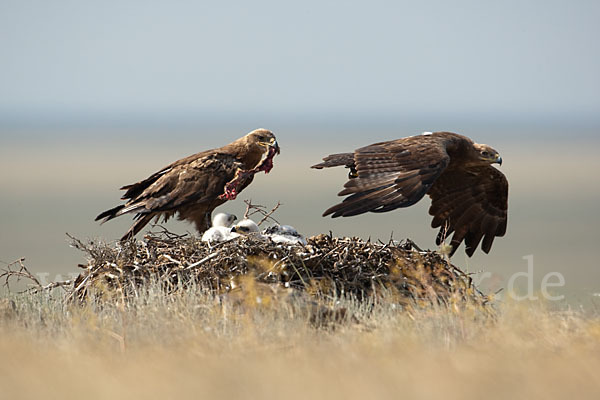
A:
428,165,508,256
319,137,451,217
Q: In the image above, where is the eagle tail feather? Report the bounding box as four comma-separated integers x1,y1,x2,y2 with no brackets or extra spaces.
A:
95,204,126,223
96,202,147,222
311,153,354,169
120,214,153,242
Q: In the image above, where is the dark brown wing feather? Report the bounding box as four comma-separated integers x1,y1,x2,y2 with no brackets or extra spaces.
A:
96,153,246,240
128,154,242,212
119,149,213,201
319,137,451,217
427,165,508,256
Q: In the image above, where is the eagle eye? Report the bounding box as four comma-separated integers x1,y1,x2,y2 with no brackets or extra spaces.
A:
481,151,489,157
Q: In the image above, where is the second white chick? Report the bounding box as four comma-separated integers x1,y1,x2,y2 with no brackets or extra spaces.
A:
230,219,260,237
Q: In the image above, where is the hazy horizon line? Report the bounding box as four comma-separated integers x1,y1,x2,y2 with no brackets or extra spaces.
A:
1,109,599,132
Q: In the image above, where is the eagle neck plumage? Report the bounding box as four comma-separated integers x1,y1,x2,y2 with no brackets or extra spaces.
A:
221,138,263,170
435,132,479,166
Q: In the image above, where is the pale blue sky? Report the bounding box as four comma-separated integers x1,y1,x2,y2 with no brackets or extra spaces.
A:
1,0,599,126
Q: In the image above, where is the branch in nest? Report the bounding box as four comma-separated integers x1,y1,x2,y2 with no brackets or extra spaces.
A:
0,258,77,295
242,199,257,219
0,258,41,292
148,223,188,240
242,200,281,226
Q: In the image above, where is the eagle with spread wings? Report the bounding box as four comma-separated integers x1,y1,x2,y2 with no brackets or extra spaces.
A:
311,132,508,256
96,128,280,241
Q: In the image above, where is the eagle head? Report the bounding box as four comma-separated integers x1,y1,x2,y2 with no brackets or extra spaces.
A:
243,128,280,172
473,143,502,166
246,129,280,154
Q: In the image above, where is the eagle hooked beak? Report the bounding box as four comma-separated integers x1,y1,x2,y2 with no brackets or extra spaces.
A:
270,139,280,154
495,156,503,166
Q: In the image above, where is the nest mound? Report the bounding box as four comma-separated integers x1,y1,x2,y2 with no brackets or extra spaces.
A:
70,231,490,309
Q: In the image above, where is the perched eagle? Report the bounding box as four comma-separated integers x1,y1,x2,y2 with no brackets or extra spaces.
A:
311,132,508,256
96,128,280,241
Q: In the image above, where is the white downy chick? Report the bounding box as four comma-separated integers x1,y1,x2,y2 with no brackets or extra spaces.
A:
230,219,260,238
201,212,238,243
212,213,237,228
263,224,307,245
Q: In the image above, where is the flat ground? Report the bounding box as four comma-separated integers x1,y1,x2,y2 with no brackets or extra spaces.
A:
1,289,599,400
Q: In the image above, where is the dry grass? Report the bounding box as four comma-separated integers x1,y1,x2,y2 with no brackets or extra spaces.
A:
1,226,598,399
1,284,600,400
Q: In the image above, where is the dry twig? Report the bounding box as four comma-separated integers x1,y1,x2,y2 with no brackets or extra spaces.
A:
0,258,42,292
243,200,281,226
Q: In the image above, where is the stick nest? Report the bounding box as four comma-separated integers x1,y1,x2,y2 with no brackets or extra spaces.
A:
67,230,490,309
